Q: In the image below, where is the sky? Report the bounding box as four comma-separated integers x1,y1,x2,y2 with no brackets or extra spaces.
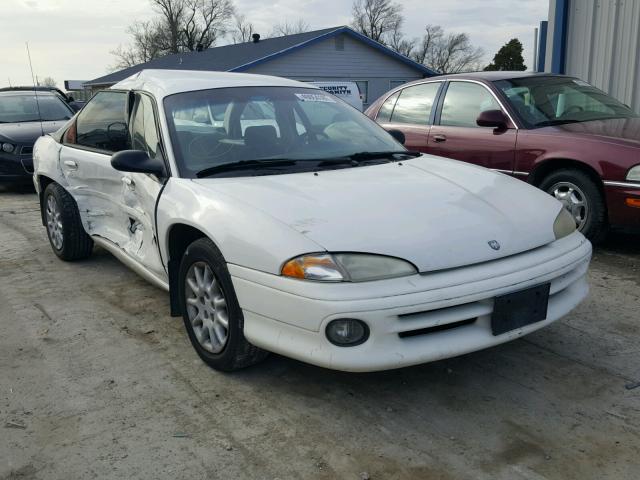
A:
1,0,549,89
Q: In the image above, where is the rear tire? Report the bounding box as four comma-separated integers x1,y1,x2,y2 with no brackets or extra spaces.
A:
178,238,268,372
539,168,608,244
43,183,93,261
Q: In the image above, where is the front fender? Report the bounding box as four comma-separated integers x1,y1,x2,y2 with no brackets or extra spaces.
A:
156,179,324,275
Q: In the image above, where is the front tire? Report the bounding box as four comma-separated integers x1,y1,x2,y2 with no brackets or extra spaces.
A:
539,169,608,244
178,238,267,372
43,183,93,261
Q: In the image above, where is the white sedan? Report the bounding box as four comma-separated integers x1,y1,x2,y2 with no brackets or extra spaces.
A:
33,70,591,372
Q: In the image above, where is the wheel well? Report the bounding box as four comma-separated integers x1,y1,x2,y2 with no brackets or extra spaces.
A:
37,175,56,225
167,224,207,316
528,159,604,194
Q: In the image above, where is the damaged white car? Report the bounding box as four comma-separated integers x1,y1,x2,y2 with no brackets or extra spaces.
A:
33,70,592,372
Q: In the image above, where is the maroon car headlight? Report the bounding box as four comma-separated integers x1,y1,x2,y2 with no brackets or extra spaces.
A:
626,165,640,182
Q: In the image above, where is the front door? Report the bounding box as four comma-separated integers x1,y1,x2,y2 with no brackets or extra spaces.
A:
429,81,517,172
120,92,167,279
59,90,130,244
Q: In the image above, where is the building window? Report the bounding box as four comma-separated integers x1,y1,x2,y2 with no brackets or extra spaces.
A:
390,80,407,90
335,36,345,51
355,81,368,104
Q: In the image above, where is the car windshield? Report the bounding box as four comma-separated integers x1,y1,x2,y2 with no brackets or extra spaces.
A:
164,86,402,177
0,94,73,123
494,76,637,128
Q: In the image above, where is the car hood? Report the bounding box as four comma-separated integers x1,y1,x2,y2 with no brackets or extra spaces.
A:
0,120,64,144
546,117,640,146
194,156,563,272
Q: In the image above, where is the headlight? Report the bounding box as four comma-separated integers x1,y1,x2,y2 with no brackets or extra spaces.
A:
626,165,640,182
281,253,417,282
1,142,15,153
553,207,576,240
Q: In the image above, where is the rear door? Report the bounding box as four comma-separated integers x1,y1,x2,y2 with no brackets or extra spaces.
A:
429,81,517,172
120,92,168,278
59,90,131,243
374,82,442,153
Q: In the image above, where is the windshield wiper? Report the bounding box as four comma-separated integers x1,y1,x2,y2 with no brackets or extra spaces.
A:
315,150,422,169
534,119,581,127
195,159,297,178
348,150,422,160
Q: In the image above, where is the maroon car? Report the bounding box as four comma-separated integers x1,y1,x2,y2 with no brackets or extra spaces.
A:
365,72,640,242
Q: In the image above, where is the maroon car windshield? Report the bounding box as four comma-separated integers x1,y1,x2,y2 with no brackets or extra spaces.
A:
494,76,637,128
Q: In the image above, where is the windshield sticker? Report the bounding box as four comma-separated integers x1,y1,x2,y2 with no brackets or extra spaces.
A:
295,93,336,103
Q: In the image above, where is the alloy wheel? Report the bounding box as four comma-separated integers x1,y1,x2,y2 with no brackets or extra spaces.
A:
548,181,589,231
45,194,64,250
184,261,229,353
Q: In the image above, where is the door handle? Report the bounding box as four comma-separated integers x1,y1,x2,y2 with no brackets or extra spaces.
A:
122,176,135,188
432,134,447,143
63,160,78,169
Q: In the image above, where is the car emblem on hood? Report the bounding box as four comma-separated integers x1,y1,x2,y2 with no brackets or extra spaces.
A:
488,240,501,251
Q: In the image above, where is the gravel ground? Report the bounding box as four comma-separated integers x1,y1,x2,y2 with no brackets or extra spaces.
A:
1,185,639,480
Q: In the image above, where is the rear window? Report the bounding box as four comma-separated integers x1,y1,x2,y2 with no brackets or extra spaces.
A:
0,93,73,123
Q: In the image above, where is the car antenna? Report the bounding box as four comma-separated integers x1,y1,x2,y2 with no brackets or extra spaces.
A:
25,42,44,136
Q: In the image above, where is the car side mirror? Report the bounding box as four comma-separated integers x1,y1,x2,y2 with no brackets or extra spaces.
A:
476,109,508,130
387,129,406,145
111,150,166,177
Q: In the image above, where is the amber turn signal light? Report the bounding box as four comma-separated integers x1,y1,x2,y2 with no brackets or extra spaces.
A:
625,198,640,208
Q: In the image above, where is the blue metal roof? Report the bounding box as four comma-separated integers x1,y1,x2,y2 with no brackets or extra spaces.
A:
87,26,437,86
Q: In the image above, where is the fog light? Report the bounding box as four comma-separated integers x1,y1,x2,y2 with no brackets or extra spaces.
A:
326,319,369,346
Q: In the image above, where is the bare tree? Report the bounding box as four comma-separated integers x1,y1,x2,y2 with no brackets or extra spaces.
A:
387,22,413,58
111,0,235,68
181,0,235,51
351,0,402,43
385,23,484,74
229,13,254,43
269,19,310,37
111,20,167,69
39,76,57,88
409,24,442,65
151,0,187,54
423,30,484,73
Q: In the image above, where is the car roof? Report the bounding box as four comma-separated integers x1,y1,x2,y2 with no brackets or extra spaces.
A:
426,71,571,82
111,69,317,99
0,90,57,97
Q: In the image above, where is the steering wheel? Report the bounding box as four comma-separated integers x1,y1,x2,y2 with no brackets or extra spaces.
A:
562,105,583,116
188,134,229,160
106,122,127,141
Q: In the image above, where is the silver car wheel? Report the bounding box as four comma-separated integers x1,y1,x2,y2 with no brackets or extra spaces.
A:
185,261,229,354
45,194,64,250
548,181,589,231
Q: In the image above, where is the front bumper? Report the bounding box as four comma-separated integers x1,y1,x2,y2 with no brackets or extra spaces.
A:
0,152,33,182
604,181,640,229
229,232,592,372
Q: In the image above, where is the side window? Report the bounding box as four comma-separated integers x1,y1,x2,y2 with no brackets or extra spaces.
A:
390,83,440,125
75,91,130,152
131,94,160,159
376,92,399,123
440,82,501,128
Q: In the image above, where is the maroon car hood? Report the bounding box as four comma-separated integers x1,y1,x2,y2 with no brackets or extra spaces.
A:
548,117,640,146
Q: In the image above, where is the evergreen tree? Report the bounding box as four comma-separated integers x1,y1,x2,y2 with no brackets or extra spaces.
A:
484,38,527,71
